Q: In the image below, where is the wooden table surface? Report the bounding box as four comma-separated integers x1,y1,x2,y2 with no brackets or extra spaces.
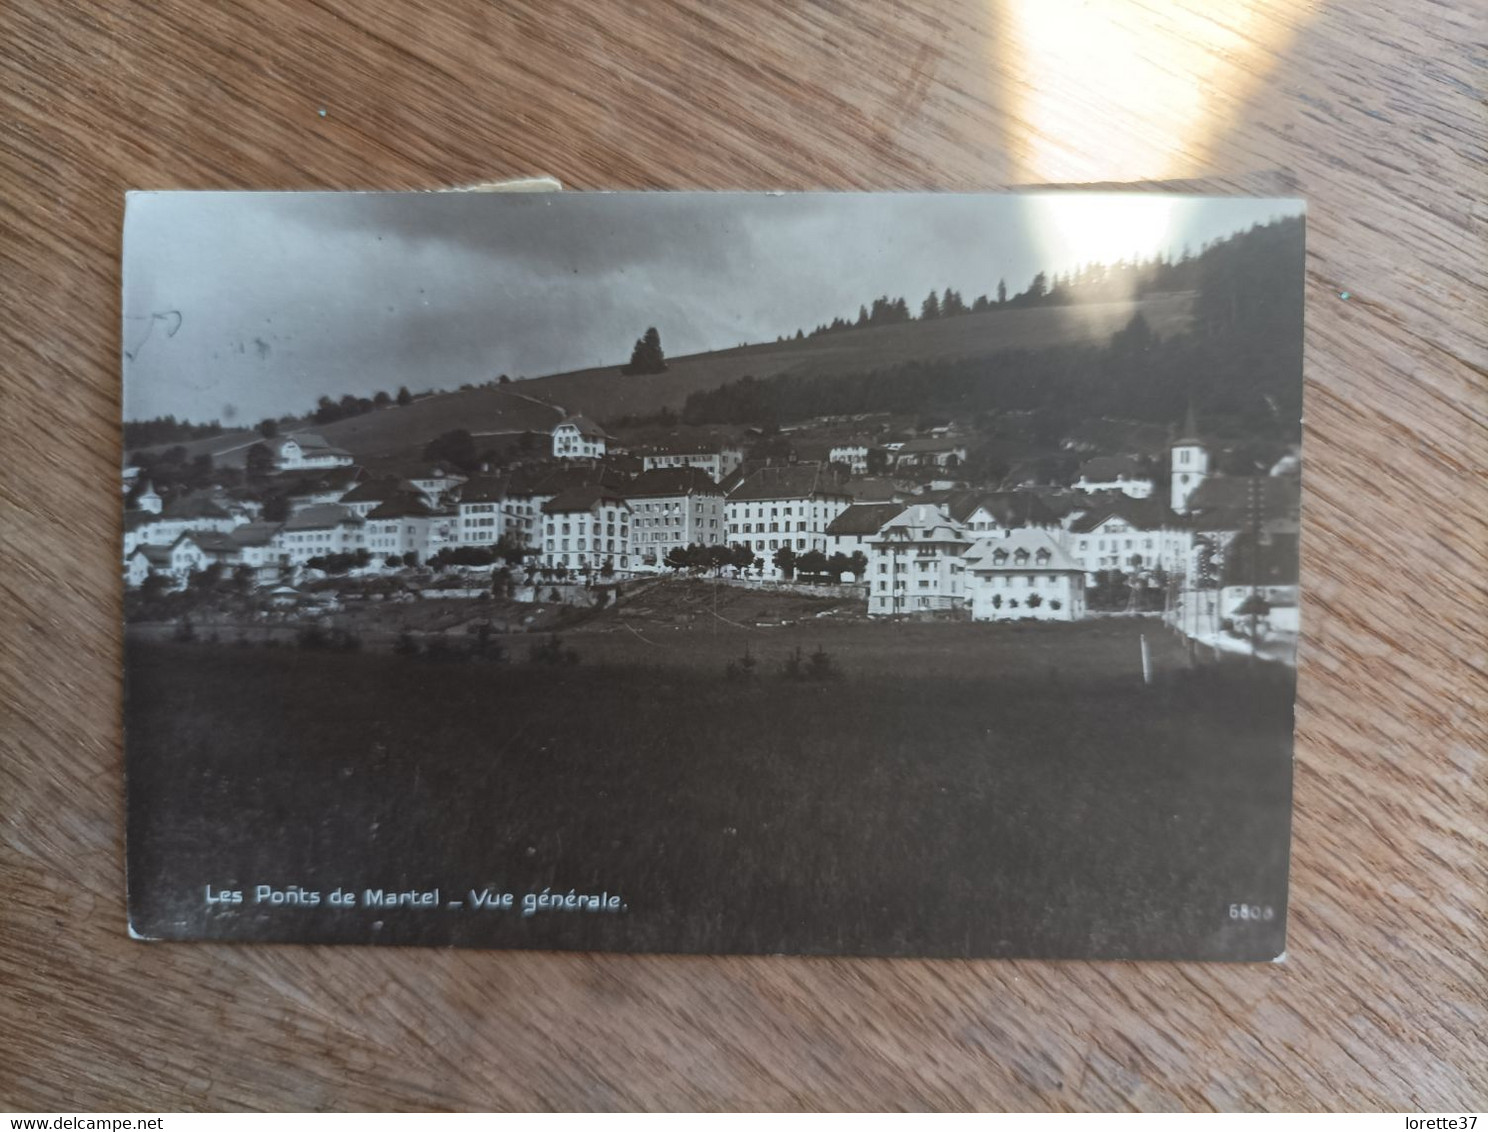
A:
2,0,1483,1112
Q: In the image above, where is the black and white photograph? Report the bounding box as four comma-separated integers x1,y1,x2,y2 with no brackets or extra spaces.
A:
122,190,1304,960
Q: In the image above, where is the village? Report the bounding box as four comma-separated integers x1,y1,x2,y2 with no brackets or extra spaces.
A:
122,399,1300,662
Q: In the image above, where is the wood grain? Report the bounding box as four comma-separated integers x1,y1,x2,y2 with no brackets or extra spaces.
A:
1,0,1483,1112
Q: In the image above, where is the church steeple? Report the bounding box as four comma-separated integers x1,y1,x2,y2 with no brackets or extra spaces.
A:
1176,400,1201,446
1170,403,1209,515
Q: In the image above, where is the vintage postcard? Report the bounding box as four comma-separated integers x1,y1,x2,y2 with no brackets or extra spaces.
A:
123,191,1303,959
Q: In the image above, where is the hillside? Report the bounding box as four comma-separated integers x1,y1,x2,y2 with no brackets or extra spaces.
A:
130,292,1193,465
519,292,1194,427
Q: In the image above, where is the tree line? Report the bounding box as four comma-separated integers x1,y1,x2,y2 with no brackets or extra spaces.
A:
685,218,1304,445
779,219,1298,344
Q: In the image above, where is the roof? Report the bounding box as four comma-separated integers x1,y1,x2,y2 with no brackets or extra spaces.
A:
275,465,365,494
161,495,231,520
1185,476,1300,526
824,503,908,537
871,504,969,545
367,494,434,520
1221,531,1300,588
133,543,175,565
554,414,609,440
282,503,361,531
1175,403,1203,446
185,530,239,553
1068,496,1174,534
726,463,850,503
847,477,907,503
1078,455,1149,482
895,437,967,454
510,463,627,498
280,432,347,454
964,529,1083,573
624,467,723,499
229,522,281,547
944,491,1057,528
457,476,509,504
543,485,631,514
642,439,739,456
339,476,403,503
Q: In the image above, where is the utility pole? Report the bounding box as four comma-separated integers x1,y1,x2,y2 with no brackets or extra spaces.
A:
1247,475,1263,664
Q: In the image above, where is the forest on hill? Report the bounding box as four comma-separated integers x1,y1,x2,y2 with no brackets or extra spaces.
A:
679,217,1305,445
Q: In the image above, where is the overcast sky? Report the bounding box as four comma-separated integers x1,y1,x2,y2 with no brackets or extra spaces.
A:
123,191,1303,424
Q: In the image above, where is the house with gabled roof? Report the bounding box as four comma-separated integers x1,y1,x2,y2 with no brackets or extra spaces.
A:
824,502,908,560
551,415,609,460
1074,455,1155,499
229,521,285,579
273,432,354,471
865,504,971,617
124,533,209,589
1065,496,1191,580
337,476,405,518
891,437,967,469
944,491,1059,536
639,439,742,483
963,529,1086,621
724,464,854,576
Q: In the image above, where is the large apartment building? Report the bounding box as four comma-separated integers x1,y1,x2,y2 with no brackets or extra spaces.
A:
625,467,725,567
724,464,854,576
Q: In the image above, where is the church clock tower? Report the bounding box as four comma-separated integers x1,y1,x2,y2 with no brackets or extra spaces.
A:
1170,403,1209,514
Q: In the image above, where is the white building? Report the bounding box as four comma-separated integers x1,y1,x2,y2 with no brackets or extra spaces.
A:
274,503,366,565
136,480,162,514
641,442,743,483
552,415,609,460
273,433,354,471
364,496,459,564
229,522,285,580
963,530,1086,621
625,467,725,567
124,534,209,588
865,504,971,617
1065,500,1192,581
892,438,967,469
1074,455,1155,499
122,495,241,555
456,477,508,547
828,444,870,475
724,464,854,577
541,486,632,573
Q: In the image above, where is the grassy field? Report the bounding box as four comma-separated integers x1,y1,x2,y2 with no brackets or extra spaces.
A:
125,616,1293,959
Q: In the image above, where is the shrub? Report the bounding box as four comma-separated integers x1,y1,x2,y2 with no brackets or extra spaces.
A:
529,634,576,666
296,625,330,650
806,646,836,681
724,646,758,682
